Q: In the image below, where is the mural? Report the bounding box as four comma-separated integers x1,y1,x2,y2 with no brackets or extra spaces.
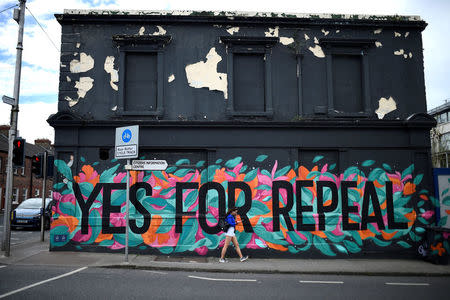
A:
50,155,443,257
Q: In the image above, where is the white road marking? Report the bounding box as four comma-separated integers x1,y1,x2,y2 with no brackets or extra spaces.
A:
300,280,344,284
188,275,257,282
385,282,430,286
144,270,168,275
0,267,87,299
0,266,6,269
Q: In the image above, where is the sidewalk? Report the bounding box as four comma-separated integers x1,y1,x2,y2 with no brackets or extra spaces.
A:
1,237,449,276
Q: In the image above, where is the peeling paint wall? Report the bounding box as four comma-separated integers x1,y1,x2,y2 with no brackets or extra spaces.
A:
104,56,118,91
375,96,397,119
70,53,94,73
185,47,228,99
226,27,239,35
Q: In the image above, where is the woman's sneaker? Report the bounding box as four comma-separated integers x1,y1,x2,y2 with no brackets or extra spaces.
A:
240,256,248,262
219,258,228,263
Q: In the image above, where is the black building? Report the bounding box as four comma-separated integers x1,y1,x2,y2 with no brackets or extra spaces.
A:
48,10,439,258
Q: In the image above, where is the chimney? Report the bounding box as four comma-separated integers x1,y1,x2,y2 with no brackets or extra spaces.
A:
0,125,10,137
34,138,52,150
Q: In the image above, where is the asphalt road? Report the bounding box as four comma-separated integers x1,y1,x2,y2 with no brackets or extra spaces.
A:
0,213,44,247
0,265,448,300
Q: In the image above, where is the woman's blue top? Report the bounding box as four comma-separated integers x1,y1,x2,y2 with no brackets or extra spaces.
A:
225,214,236,227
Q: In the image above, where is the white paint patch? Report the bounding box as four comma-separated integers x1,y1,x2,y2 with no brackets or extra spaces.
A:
308,45,325,58
300,280,344,284
304,33,310,40
152,25,166,36
226,27,239,35
185,47,228,99
0,267,87,299
66,76,71,82
144,270,168,275
321,29,329,36
336,30,340,33
65,96,78,107
385,282,429,286
280,37,294,45
314,37,319,44
104,56,119,91
111,106,117,111
374,28,382,34
139,26,145,35
394,49,405,56
265,26,279,37
60,63,66,68
168,74,175,83
375,96,397,119
70,53,94,73
409,52,413,58
188,275,257,282
394,32,402,37
76,43,80,48
405,32,410,38
75,77,94,99
375,41,383,48
403,54,408,58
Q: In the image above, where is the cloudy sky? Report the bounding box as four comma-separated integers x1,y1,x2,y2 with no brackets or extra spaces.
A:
0,0,449,144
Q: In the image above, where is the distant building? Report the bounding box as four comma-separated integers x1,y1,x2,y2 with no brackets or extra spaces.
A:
0,125,54,210
48,10,438,258
428,101,450,167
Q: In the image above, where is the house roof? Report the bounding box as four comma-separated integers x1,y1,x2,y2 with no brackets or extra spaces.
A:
0,134,54,157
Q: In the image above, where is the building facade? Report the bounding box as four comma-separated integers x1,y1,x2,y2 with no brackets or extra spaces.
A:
429,101,450,168
48,10,441,258
0,126,53,210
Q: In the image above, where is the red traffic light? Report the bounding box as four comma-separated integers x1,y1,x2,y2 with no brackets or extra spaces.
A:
12,137,25,167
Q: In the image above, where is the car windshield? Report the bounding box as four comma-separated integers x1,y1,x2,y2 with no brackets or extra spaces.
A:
17,198,51,209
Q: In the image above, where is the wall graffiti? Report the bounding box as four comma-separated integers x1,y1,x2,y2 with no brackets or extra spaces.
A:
50,155,439,256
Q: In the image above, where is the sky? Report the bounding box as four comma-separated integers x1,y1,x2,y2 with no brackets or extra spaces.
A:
0,0,449,144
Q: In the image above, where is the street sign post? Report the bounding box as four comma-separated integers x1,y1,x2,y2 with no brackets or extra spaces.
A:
114,125,139,263
2,95,15,106
131,160,168,171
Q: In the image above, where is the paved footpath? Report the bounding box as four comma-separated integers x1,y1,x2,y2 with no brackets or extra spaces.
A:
1,237,449,276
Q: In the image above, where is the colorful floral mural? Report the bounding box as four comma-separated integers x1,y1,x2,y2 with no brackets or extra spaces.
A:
50,155,439,256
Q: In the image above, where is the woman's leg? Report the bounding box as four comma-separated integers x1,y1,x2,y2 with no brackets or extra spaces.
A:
231,236,243,258
220,236,232,259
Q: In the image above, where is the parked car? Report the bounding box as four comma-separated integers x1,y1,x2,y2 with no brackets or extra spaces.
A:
11,198,53,230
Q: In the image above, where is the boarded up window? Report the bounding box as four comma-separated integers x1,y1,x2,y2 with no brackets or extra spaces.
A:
332,55,363,113
299,150,340,173
233,53,265,112
125,52,157,112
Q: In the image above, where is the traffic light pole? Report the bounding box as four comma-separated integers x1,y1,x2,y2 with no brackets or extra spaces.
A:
40,151,47,242
1,0,26,256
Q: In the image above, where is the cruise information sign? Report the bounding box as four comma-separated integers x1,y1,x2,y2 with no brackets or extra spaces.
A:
115,125,139,159
131,160,168,171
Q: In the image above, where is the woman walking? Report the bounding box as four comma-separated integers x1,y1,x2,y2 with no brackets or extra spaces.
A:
219,207,248,263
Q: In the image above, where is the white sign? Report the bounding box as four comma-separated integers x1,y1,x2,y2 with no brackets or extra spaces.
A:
132,160,168,171
115,125,139,159
2,95,15,105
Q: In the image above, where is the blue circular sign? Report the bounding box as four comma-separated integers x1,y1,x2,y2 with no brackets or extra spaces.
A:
122,129,132,143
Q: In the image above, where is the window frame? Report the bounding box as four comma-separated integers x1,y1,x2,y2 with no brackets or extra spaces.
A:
113,35,171,117
220,36,278,118
320,38,375,118
12,188,19,204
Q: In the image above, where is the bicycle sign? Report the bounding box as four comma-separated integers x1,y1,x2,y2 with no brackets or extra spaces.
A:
115,125,139,159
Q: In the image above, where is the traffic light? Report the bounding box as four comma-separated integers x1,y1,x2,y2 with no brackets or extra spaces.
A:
12,137,25,167
46,155,54,178
31,154,43,178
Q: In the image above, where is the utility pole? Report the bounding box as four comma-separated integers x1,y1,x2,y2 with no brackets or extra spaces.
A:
40,151,47,242
2,0,26,256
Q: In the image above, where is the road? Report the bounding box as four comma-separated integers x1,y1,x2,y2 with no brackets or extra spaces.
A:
0,213,44,247
0,265,448,300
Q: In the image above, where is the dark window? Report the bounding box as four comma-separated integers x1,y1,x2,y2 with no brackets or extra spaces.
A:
332,55,363,113
321,38,375,117
113,35,171,117
220,36,277,118
125,53,158,112
233,53,265,112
